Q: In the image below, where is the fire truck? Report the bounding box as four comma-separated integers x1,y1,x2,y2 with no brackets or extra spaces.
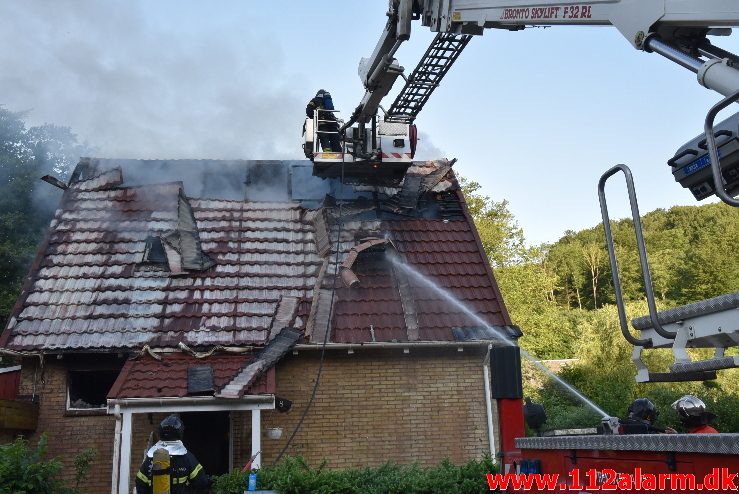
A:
317,1,739,492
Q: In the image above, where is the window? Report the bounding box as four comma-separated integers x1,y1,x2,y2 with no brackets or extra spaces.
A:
67,369,120,410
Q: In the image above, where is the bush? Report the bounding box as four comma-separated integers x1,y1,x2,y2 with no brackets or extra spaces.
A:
72,447,97,489
0,434,70,494
0,435,97,494
211,456,498,494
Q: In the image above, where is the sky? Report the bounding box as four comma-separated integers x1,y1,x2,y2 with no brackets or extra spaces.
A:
2,0,738,245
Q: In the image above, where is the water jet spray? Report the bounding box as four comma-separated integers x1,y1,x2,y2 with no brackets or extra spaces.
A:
389,257,610,419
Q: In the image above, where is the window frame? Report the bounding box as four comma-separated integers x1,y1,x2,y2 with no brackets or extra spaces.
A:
65,367,121,414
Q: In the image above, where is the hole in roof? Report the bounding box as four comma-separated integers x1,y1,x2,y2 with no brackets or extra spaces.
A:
138,236,170,273
144,236,167,264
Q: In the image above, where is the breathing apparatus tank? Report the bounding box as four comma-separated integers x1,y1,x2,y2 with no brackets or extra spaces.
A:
152,447,171,494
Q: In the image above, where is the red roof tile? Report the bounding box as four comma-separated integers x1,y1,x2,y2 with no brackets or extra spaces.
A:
329,218,509,344
2,159,513,351
3,175,320,351
108,352,275,399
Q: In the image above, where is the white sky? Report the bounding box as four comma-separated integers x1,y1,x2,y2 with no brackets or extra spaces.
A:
2,1,737,244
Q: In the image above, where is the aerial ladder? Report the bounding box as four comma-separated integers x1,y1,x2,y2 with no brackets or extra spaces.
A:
312,1,739,179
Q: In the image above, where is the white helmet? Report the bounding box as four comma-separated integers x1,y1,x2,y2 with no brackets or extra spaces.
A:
671,395,707,419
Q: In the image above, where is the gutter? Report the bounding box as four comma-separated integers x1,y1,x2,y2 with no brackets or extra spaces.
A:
106,395,274,413
293,341,495,351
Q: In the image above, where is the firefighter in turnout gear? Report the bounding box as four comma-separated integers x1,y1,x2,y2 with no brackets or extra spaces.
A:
135,415,209,494
672,395,719,433
306,89,342,152
620,398,666,434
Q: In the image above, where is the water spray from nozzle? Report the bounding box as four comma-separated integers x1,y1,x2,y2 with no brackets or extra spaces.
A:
601,416,621,435
389,256,610,419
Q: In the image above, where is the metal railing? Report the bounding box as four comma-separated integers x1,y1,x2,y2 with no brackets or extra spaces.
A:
704,89,739,207
598,164,676,347
312,109,344,154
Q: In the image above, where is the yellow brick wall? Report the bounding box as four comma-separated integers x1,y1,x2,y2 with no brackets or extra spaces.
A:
13,346,496,491
235,347,495,470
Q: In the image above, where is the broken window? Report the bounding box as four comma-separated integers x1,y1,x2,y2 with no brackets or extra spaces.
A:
67,369,120,410
137,235,170,273
142,236,169,265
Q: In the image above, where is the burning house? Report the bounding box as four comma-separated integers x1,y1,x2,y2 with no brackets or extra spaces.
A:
0,158,520,493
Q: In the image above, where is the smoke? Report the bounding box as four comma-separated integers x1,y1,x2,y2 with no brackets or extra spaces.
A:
0,1,307,160
413,131,445,161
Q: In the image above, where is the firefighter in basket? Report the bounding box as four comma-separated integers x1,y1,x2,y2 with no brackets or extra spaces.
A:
306,89,342,152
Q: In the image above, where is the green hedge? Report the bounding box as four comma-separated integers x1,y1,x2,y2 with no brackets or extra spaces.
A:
212,456,498,494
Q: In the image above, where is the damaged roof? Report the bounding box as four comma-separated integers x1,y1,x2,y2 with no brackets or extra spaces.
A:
1,158,514,352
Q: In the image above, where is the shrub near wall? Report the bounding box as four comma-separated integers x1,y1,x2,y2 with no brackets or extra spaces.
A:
212,456,498,494
0,434,96,494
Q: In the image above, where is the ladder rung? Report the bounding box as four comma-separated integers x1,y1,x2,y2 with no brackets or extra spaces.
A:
671,356,739,373
647,371,717,382
386,32,472,124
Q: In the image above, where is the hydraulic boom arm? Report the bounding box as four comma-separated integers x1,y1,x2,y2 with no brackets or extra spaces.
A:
353,0,739,128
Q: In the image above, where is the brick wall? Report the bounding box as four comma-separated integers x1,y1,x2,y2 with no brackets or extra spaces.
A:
234,346,496,470
16,358,117,493
13,346,496,491
13,357,166,493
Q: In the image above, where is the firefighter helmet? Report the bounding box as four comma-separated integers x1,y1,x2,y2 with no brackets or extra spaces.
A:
671,395,707,419
159,414,184,441
627,398,659,424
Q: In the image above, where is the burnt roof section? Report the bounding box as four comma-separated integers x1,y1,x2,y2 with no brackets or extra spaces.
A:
217,326,301,398
1,164,320,350
325,218,511,343
2,158,513,352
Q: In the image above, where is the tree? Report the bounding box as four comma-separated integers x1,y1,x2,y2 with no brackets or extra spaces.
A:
581,242,603,309
0,108,89,327
460,178,527,268
460,178,578,359
546,234,587,309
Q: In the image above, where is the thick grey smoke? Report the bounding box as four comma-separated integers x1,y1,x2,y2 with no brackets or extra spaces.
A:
0,1,306,160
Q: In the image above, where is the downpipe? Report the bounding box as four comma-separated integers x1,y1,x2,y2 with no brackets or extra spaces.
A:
111,404,122,494
483,345,497,462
